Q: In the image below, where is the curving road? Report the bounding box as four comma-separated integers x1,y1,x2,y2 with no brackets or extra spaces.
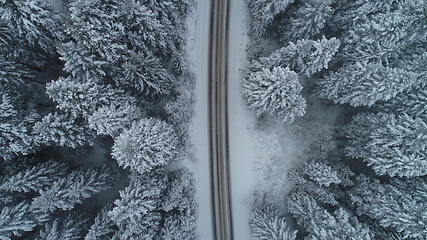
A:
208,0,233,239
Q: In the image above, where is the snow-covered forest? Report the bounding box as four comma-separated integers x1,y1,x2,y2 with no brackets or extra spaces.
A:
0,0,197,239
245,0,427,239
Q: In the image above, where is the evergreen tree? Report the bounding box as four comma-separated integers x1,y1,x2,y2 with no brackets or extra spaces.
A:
316,62,420,107
252,36,340,77
281,0,333,42
288,192,371,240
242,66,306,122
31,166,119,213
87,102,144,137
0,55,34,86
247,0,295,38
36,214,88,240
0,0,59,55
108,172,167,239
0,201,48,239
33,112,96,148
344,113,427,177
250,205,297,240
348,175,427,239
0,160,68,193
112,118,178,174
161,202,198,240
84,205,117,240
117,54,174,95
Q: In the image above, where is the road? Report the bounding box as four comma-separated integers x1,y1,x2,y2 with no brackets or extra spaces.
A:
208,0,233,239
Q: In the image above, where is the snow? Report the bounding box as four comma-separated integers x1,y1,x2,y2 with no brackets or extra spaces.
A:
227,1,257,239
185,0,213,239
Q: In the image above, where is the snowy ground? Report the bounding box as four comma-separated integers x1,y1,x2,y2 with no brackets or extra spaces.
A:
186,1,214,239
227,0,258,239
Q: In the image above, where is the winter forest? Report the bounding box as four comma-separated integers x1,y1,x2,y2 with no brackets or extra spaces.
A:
245,0,427,239
1,0,427,239
0,0,196,239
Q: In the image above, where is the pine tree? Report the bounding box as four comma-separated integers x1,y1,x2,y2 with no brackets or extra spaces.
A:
252,36,340,76
242,66,306,122
344,112,427,177
247,0,295,38
36,214,88,240
84,204,117,240
161,202,198,240
250,205,297,240
162,169,196,212
0,201,48,239
31,166,119,213
287,192,371,240
33,112,96,148
316,62,420,107
87,102,144,137
108,172,167,239
117,53,174,95
112,118,178,174
0,55,34,86
348,175,427,239
0,0,59,55
281,0,333,42
0,93,37,159
0,160,68,193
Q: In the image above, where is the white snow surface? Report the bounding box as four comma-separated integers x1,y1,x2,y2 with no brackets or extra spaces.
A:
227,1,257,239
186,0,213,239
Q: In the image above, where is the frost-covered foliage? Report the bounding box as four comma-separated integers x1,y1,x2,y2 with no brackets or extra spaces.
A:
344,113,427,177
251,36,340,77
36,214,88,240
348,176,427,239
250,205,297,240
0,0,60,55
84,204,116,240
317,62,420,107
31,166,119,213
34,112,96,148
246,0,295,38
112,118,178,174
242,66,306,122
0,160,67,193
281,0,334,42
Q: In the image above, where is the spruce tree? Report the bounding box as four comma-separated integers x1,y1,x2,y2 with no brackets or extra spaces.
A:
112,118,178,174
242,66,306,122
250,205,297,240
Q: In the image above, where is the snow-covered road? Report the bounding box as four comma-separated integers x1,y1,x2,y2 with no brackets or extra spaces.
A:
186,1,213,239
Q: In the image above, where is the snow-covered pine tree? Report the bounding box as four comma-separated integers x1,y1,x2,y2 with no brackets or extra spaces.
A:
0,201,48,239
242,66,306,122
162,168,196,212
0,93,37,159
316,62,420,107
161,201,197,240
0,0,59,55
33,112,96,148
87,102,144,137
287,192,372,240
339,0,427,64
36,214,89,240
0,55,34,86
348,175,427,239
378,83,427,121
31,166,119,213
0,160,67,193
108,172,167,239
247,0,295,38
46,77,136,118
288,161,341,206
250,205,297,240
344,112,427,177
84,204,117,240
117,53,174,95
281,0,333,42
112,118,178,174
251,36,340,77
